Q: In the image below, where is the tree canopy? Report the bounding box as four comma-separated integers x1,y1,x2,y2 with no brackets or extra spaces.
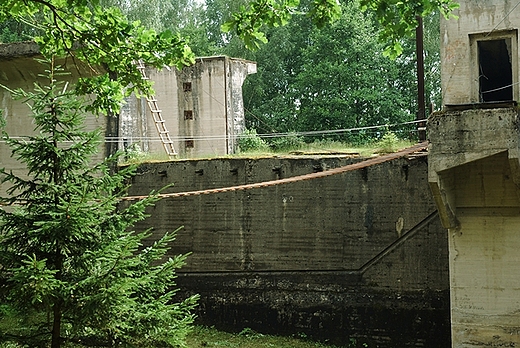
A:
239,0,428,143
223,0,458,57
0,60,198,348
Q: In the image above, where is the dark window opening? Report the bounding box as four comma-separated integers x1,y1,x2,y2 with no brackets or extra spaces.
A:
183,82,192,92
184,110,193,120
478,39,513,102
185,139,194,148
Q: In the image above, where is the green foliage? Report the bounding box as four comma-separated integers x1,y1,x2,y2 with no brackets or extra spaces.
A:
241,0,427,143
221,0,310,50
359,0,459,58
270,132,305,151
0,19,39,43
101,0,196,33
223,0,457,54
1,0,195,116
376,130,400,153
187,326,345,348
237,128,269,152
0,62,198,348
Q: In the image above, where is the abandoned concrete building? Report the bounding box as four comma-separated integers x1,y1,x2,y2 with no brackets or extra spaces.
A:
0,41,256,169
1,0,520,346
429,1,520,347
120,56,256,157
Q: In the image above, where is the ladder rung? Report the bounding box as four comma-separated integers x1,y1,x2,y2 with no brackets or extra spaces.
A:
134,59,177,157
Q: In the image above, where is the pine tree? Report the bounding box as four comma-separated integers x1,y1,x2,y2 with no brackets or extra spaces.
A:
0,59,197,348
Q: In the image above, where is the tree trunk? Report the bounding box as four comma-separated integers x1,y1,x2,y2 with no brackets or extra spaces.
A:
51,301,62,348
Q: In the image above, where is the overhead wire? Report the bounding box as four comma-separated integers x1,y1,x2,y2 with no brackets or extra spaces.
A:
1,118,425,144
486,0,520,37
443,1,520,102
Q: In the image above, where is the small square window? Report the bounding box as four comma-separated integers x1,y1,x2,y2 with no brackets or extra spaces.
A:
183,82,192,92
185,139,194,148
184,110,193,120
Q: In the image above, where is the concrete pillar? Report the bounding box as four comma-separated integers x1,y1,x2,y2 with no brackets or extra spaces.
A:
429,106,520,347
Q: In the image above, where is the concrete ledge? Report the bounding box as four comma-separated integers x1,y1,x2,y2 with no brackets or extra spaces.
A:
0,41,40,61
428,107,520,173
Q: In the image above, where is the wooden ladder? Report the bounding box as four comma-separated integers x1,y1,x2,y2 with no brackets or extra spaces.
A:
135,60,177,157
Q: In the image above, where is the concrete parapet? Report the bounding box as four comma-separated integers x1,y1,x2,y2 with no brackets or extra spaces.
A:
428,106,520,228
428,106,520,347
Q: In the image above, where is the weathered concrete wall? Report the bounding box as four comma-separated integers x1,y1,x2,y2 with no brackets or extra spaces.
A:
0,44,256,165
429,106,520,347
122,56,256,157
0,42,106,192
127,154,450,346
441,1,520,105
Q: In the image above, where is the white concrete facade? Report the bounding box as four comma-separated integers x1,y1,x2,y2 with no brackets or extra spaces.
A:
0,43,106,187
441,0,520,105
120,56,256,158
0,43,256,169
432,1,520,346
429,108,520,347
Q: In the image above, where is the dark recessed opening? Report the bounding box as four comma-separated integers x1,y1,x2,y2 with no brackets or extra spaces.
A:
184,110,193,120
185,139,194,148
183,82,192,92
478,39,513,102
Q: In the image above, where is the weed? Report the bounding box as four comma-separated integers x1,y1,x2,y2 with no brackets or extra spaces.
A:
237,129,269,152
376,130,400,153
185,326,342,348
270,131,305,151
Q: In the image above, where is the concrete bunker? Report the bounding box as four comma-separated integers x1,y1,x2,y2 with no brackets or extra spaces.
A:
0,42,257,167
126,149,451,346
431,1,520,346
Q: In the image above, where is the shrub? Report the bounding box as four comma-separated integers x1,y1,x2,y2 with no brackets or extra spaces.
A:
377,130,400,153
237,128,269,152
270,131,305,151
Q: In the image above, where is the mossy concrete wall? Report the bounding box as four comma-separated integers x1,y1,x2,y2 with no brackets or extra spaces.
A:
127,154,450,346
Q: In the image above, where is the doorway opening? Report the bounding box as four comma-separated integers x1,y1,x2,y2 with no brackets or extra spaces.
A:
478,39,513,102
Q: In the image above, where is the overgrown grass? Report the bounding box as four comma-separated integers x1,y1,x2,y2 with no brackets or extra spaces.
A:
186,326,346,348
0,326,355,348
121,135,417,165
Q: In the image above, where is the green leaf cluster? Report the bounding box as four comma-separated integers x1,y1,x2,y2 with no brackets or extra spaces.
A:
1,0,195,116
239,0,429,143
358,0,459,58
223,0,457,55
0,61,197,348
220,0,343,50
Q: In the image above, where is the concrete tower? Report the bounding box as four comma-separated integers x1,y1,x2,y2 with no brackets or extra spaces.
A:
429,1,520,346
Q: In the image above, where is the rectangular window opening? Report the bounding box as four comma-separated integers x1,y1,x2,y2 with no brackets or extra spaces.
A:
185,139,194,148
184,110,193,120
183,82,192,92
478,39,513,102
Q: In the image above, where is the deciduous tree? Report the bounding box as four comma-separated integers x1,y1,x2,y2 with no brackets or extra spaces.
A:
223,0,458,57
